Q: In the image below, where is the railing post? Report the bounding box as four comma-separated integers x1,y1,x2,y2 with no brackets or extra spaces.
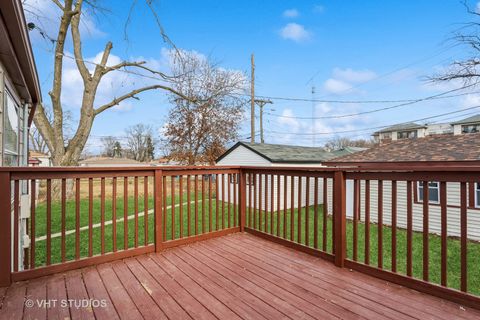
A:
239,169,247,232
154,169,163,252
333,170,346,268
0,171,12,286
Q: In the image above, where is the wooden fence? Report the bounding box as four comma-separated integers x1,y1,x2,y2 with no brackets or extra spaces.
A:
1,164,480,310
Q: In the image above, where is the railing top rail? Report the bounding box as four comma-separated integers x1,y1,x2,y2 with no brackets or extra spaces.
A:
0,165,242,173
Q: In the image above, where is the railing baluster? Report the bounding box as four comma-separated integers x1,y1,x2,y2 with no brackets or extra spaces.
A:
297,176,302,244
314,177,319,249
144,176,149,245
221,174,225,229
407,180,413,276
46,179,52,265
171,176,175,240
124,177,129,250
112,177,117,253
422,180,429,281
305,177,310,247
460,182,468,292
13,180,19,272
277,174,281,236
179,175,184,238
283,175,287,239
271,174,274,235
440,181,447,286
30,179,36,270
187,175,191,236
378,180,383,269
154,170,163,252
195,175,199,235
249,174,253,228
100,178,105,254
234,173,238,227
209,174,213,232
264,174,268,233
353,179,359,261
290,176,294,242
134,176,139,247
254,174,257,230
228,174,232,229
365,179,370,265
323,177,328,251
216,174,220,231
89,178,93,257
259,174,262,231
391,180,397,272
163,176,167,241
202,175,206,233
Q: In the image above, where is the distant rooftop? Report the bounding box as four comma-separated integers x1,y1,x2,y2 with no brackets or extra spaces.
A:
451,114,480,125
216,142,337,163
326,132,480,164
373,122,427,135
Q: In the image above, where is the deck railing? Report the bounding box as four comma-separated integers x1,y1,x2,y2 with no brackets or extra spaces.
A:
1,164,479,309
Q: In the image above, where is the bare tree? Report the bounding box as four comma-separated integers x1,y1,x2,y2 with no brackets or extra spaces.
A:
125,124,156,162
430,2,480,85
101,136,122,157
324,137,375,151
27,0,193,167
29,106,73,154
162,51,246,165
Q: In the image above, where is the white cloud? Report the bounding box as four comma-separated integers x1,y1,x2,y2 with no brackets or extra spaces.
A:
476,2,480,14
283,9,300,18
322,67,377,95
279,23,312,42
323,79,353,94
332,68,377,83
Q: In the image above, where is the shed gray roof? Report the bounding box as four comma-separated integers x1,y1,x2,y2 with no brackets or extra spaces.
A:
373,122,426,135
330,146,368,158
216,142,336,164
451,114,480,125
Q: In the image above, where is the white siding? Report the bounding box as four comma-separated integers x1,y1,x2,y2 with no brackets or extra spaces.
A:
339,181,480,241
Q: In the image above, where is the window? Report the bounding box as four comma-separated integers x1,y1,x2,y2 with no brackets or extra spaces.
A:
461,124,480,134
397,130,417,139
418,181,440,203
3,91,19,166
476,183,480,208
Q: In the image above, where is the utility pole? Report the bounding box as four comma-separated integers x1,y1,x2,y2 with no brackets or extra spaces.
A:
250,53,255,143
255,99,272,144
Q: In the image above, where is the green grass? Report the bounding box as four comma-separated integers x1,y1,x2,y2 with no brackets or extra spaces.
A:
31,192,237,267
30,196,480,296
247,205,480,296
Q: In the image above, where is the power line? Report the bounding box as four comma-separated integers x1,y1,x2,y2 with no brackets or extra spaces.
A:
266,105,480,136
263,85,478,120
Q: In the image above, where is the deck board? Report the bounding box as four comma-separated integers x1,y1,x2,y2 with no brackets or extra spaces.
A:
1,232,480,320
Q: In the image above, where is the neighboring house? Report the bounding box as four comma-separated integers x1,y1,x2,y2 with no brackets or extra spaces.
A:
28,151,51,167
325,129,480,240
372,114,480,144
0,0,42,274
215,142,365,211
0,0,41,167
79,157,149,167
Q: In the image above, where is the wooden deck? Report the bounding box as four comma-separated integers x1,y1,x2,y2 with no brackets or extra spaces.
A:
1,233,479,320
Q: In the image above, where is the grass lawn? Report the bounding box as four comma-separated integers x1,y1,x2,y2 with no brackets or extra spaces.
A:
31,196,479,296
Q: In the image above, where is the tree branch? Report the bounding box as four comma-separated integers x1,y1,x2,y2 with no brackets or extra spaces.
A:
94,84,196,116
50,0,64,10
102,60,173,80
70,0,91,82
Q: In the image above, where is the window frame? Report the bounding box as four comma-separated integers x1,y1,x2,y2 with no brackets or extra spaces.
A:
417,181,440,204
461,124,480,134
397,130,417,140
476,182,480,208
3,87,21,167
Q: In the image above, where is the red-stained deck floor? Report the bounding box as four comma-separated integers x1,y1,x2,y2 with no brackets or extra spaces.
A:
1,233,479,320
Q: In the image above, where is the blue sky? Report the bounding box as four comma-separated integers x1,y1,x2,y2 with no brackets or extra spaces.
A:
26,0,480,152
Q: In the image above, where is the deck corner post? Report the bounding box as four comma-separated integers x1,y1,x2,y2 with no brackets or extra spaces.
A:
333,170,346,268
154,169,163,252
239,169,247,232
0,171,12,286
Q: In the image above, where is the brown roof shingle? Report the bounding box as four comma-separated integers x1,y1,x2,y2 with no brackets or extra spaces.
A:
326,133,480,163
